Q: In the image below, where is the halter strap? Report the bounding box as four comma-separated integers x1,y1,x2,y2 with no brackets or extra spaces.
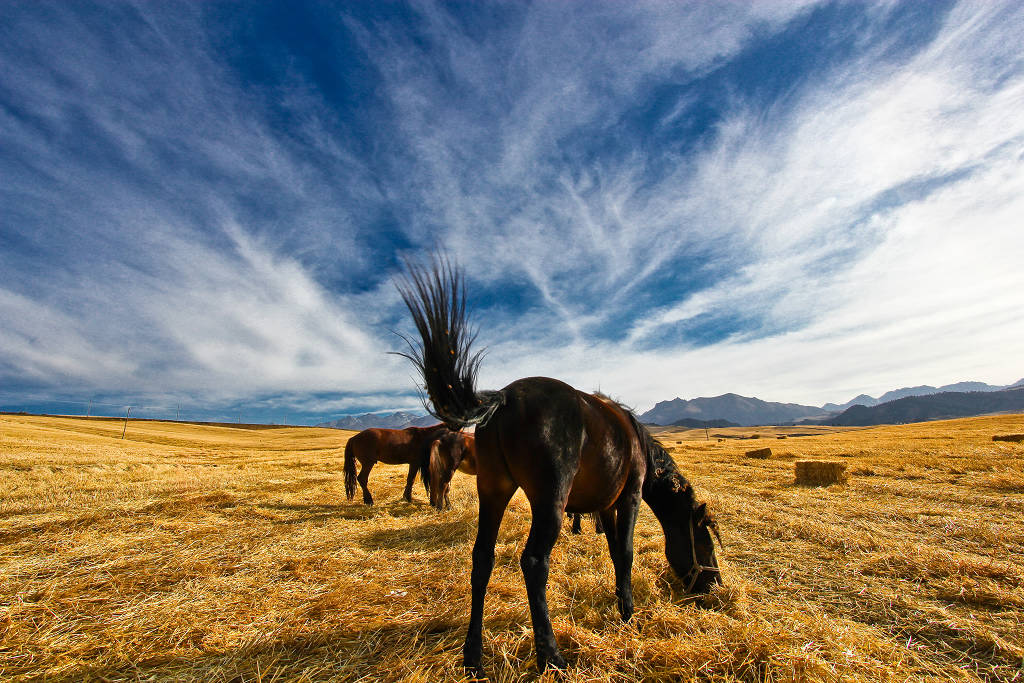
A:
681,518,720,593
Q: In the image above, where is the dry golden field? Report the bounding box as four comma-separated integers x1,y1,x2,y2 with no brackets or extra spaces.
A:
2,413,1023,682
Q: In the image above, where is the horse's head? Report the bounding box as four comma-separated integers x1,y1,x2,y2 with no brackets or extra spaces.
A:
664,499,722,594
429,431,470,509
645,471,722,594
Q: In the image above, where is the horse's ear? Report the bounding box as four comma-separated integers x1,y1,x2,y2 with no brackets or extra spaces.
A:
695,502,707,521
707,519,722,547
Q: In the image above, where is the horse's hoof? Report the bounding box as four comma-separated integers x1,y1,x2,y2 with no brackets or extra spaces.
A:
539,652,567,672
463,661,488,681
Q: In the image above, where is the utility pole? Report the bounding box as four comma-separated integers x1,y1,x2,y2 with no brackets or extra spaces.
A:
704,421,709,441
176,403,180,421
121,406,132,439
87,399,92,418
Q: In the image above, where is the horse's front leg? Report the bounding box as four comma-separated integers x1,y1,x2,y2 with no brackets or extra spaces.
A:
403,463,417,502
608,487,641,620
521,504,567,672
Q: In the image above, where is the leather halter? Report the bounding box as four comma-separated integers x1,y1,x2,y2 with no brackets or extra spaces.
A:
681,518,721,593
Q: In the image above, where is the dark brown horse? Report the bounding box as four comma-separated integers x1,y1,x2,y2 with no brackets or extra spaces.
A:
429,431,603,535
343,425,449,505
397,260,721,678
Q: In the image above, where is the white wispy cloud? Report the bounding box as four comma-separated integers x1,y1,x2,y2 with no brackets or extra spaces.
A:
0,3,410,407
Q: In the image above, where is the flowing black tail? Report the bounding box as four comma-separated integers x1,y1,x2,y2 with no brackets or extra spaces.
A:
396,257,498,430
344,439,358,500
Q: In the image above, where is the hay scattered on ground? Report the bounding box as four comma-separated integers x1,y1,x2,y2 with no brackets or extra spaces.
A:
2,413,1023,681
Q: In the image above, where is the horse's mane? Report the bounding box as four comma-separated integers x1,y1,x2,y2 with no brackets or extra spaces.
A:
618,407,702,512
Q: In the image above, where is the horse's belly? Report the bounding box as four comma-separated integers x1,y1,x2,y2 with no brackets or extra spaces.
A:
565,462,627,512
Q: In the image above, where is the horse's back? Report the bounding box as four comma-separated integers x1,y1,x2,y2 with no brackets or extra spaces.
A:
348,427,428,465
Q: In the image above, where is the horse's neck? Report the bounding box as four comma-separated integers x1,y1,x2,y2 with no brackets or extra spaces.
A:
641,447,692,523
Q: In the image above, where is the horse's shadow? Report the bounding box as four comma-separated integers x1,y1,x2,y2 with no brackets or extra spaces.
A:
263,498,433,525
357,517,476,551
62,620,508,682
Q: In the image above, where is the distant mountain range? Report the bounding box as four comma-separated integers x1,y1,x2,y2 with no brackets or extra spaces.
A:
640,394,828,427
818,386,1024,426
669,418,740,428
641,377,1024,427
317,411,438,430
821,380,1021,411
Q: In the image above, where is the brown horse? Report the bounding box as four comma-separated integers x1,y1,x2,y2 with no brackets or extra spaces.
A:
397,259,721,678
343,425,449,505
428,430,477,509
430,431,603,535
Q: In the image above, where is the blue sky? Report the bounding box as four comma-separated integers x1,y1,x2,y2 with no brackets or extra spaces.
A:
2,1,1022,424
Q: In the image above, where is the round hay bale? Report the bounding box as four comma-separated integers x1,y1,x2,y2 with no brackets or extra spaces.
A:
745,447,772,459
993,434,1024,443
795,460,847,486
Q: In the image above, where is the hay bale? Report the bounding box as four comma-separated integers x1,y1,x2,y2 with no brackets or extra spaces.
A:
993,434,1024,443
795,460,847,486
745,447,772,459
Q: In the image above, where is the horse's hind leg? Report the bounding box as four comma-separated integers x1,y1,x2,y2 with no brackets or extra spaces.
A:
403,463,417,502
521,502,568,671
357,460,374,505
571,513,582,534
464,478,515,679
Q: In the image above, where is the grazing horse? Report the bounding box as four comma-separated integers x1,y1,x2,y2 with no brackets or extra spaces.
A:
430,431,603,535
397,260,722,678
343,425,448,505
428,430,477,509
